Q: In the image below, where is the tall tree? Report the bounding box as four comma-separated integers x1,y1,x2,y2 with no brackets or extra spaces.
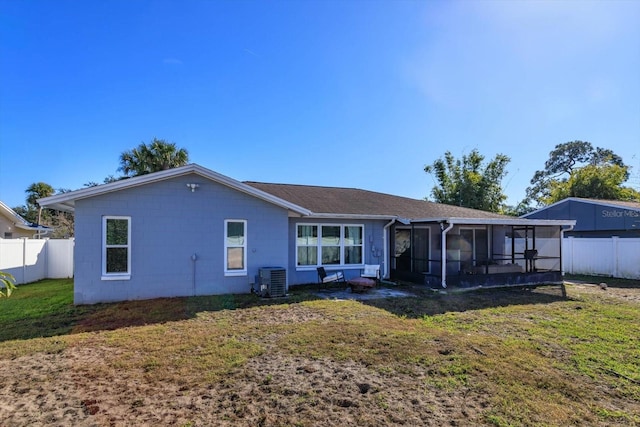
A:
83,175,119,188
424,149,510,213
525,141,636,206
14,183,74,237
25,182,55,224
118,138,189,177
547,164,640,203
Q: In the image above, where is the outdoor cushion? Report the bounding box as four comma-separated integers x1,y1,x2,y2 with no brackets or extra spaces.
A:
322,271,344,283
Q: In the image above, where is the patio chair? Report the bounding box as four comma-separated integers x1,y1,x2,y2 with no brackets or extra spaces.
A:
524,249,538,272
360,264,381,284
317,267,345,285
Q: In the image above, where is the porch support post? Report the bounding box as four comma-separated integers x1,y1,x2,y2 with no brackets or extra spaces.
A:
440,221,454,288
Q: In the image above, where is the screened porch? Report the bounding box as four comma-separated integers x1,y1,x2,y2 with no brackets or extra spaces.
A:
390,219,575,289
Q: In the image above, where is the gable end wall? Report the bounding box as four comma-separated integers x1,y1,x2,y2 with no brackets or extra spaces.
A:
73,174,289,304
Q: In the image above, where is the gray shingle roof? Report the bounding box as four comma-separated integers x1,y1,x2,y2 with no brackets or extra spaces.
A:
244,182,509,220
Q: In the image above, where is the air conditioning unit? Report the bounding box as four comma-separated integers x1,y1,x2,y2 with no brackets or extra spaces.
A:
258,267,287,298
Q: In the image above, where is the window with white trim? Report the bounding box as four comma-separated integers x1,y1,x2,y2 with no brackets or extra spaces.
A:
102,216,131,279
225,220,247,275
344,225,363,265
297,225,318,266
296,224,363,266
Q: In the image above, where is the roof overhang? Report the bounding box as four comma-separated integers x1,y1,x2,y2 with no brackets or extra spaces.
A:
38,164,312,216
0,200,52,232
305,213,401,221
410,217,577,227
294,214,575,228
0,200,30,225
14,223,52,232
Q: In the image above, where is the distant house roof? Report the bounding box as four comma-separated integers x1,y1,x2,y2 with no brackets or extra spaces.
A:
523,197,640,218
0,200,52,233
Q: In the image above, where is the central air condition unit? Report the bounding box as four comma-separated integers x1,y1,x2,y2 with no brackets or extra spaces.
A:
259,267,287,298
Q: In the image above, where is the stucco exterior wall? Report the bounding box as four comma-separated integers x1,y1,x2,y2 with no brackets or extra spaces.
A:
73,173,289,304
0,215,35,239
287,218,389,285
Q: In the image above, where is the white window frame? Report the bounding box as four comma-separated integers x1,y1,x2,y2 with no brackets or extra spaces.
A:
102,216,131,280
224,219,247,276
343,225,365,265
296,224,319,267
295,223,365,269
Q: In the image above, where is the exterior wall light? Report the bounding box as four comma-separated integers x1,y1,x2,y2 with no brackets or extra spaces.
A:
186,183,199,192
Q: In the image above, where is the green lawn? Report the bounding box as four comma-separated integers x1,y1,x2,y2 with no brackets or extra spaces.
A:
1,278,639,426
0,279,319,342
0,279,79,340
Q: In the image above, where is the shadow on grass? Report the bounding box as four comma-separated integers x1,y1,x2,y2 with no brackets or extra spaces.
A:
361,283,569,319
1,280,582,342
0,283,322,343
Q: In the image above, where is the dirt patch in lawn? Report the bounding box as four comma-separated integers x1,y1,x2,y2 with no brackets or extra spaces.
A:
0,344,489,427
565,280,640,305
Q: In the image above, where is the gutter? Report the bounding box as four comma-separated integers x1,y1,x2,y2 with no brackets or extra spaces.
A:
440,221,454,288
561,223,575,237
411,217,575,227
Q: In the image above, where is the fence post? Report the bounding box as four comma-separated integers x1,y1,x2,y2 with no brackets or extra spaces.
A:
22,237,27,284
44,238,49,279
612,236,619,278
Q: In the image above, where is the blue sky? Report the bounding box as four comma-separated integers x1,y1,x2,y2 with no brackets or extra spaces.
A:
1,0,639,210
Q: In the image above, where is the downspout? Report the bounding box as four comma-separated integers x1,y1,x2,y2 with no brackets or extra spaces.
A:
440,221,454,288
34,227,50,239
560,224,574,277
37,207,42,239
382,218,397,280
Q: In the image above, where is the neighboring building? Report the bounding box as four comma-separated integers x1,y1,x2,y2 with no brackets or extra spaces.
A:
523,198,640,238
523,198,640,279
40,164,574,304
0,200,51,239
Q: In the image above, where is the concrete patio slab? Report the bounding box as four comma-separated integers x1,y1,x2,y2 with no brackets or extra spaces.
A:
314,286,416,301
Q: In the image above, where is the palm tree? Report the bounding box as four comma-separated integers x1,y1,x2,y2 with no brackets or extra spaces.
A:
118,138,189,177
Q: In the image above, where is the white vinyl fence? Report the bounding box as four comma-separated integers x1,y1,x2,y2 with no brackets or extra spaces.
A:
563,236,640,280
0,238,74,285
